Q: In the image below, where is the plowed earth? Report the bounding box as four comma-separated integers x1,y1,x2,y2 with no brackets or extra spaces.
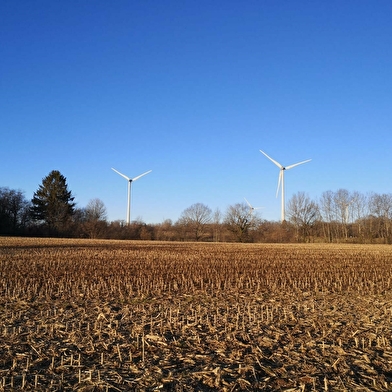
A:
1,238,392,391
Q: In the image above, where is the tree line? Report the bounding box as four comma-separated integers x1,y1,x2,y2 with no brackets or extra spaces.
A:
1,170,392,243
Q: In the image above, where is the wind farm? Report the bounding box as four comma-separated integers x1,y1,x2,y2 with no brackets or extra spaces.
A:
260,150,311,223
110,149,311,226
111,168,152,225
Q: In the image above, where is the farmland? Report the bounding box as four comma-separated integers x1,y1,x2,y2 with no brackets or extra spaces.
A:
1,238,392,391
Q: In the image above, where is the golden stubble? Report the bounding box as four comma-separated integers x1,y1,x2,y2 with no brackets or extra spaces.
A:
0,238,391,391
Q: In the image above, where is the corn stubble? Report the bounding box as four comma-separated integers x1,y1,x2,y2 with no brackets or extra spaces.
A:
1,238,392,391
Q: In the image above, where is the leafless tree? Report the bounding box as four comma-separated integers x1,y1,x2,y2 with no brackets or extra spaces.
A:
224,202,261,242
85,198,107,221
369,192,392,242
155,219,178,241
177,203,212,241
0,187,31,234
287,192,319,242
350,191,369,240
319,189,360,242
333,189,355,240
319,190,335,242
212,208,222,242
83,198,108,238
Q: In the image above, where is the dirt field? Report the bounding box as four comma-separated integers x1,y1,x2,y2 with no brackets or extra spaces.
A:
1,237,392,391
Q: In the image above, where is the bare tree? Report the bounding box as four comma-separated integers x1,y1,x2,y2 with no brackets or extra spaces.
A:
319,189,357,242
83,198,108,238
0,187,31,234
224,202,261,242
369,192,392,243
350,191,369,241
212,208,222,242
155,219,177,241
287,192,319,242
333,189,354,240
177,203,212,241
85,198,107,221
319,190,335,242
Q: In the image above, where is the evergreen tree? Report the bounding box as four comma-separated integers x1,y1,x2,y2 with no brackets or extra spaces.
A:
31,170,75,234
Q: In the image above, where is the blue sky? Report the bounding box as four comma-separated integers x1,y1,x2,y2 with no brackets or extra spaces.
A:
1,0,391,224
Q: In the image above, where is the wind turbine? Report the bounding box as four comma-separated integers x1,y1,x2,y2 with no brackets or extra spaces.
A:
260,150,311,223
111,168,152,225
244,198,263,215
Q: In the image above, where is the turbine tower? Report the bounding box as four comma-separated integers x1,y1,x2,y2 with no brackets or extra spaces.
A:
260,150,311,223
111,168,152,225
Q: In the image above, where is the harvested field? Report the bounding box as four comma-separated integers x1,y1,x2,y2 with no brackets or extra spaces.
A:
1,238,392,391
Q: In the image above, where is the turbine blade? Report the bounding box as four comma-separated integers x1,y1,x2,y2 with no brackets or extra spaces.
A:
132,170,152,182
285,159,311,170
276,170,282,198
260,150,283,169
111,167,130,181
244,197,252,208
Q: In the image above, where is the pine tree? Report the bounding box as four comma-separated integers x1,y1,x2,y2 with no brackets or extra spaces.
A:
31,170,75,234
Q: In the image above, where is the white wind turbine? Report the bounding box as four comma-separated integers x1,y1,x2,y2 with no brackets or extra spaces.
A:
260,150,311,223
111,168,152,225
244,198,263,215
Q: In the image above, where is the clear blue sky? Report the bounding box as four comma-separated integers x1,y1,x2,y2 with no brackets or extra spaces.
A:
1,0,391,224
